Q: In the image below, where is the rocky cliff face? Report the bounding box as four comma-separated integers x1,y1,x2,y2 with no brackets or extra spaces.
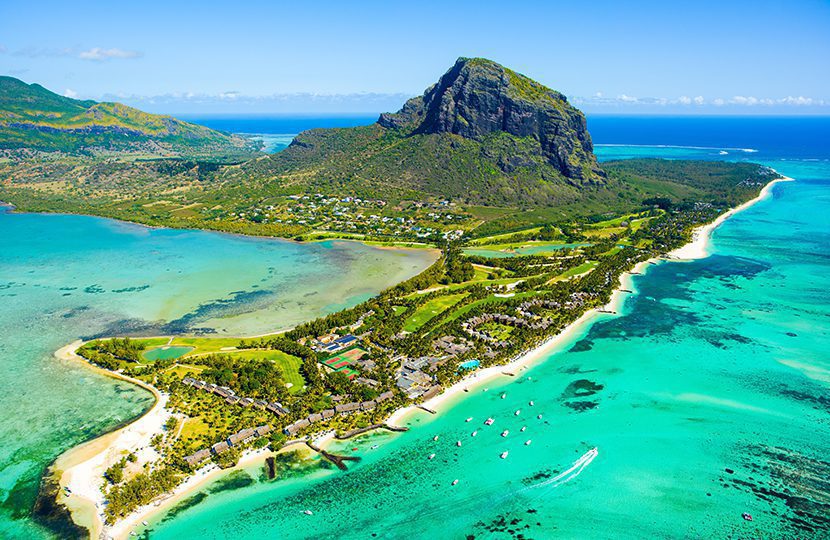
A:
379,57,603,183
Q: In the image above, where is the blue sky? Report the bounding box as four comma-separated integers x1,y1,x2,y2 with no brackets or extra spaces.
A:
1,0,828,114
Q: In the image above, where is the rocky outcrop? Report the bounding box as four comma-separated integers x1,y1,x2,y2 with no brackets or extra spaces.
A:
379,57,603,183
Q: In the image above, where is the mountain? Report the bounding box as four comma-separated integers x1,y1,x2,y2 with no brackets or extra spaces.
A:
378,57,603,182
0,76,260,159
236,58,605,206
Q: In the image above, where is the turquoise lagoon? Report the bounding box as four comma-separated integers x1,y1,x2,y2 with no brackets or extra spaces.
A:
0,212,436,539
145,149,829,539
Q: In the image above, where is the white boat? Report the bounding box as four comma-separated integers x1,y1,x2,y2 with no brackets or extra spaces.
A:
471,430,478,437
465,417,473,422
433,435,439,441
142,520,149,526
529,400,534,406
303,510,313,515
456,440,462,447
520,426,526,432
500,451,509,459
501,393,507,399
525,440,532,445
485,418,495,425
428,453,436,460
514,409,521,416
452,479,459,485
537,414,543,419
370,444,379,450
501,430,509,437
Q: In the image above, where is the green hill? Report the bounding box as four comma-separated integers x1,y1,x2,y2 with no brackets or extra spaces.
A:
0,76,260,159
233,58,604,207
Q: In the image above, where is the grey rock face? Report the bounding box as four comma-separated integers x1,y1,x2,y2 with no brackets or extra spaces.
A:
379,57,603,182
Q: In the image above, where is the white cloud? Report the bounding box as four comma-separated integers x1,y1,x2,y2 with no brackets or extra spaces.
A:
78,48,142,61
731,95,759,106
778,95,819,106
617,94,638,103
712,98,726,106
63,88,79,99
678,96,692,105
693,96,705,105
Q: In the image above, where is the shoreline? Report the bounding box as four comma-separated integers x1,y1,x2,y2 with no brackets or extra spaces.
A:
47,173,791,537
0,202,440,253
665,175,793,260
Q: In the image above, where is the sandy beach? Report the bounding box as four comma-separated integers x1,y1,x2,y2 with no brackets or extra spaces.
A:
667,175,793,260
49,173,791,538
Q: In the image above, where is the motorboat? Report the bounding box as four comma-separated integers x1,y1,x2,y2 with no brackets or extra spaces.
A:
485,418,495,426
500,451,509,459
501,430,509,437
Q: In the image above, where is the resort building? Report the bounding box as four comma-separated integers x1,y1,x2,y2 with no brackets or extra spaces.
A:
228,427,256,446
184,448,211,468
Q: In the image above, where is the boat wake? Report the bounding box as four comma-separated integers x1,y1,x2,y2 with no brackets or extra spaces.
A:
528,447,599,489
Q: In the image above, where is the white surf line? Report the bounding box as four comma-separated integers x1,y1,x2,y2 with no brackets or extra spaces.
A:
528,447,599,490
595,144,758,153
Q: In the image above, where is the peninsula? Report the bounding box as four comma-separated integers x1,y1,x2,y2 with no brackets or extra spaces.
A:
1,58,783,538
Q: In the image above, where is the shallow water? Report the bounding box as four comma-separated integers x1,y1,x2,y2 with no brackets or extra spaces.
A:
145,145,829,538
0,213,434,539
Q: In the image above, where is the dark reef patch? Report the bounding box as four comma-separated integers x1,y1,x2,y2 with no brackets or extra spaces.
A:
563,400,599,412
568,339,593,352
470,513,537,539
31,468,88,540
727,444,830,535
561,379,604,399
207,470,255,494
160,492,209,522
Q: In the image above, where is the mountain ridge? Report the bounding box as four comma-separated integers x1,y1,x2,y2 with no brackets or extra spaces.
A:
0,76,260,159
237,57,605,207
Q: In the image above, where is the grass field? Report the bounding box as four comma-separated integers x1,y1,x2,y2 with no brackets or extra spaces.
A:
222,350,305,392
403,293,468,332
140,336,306,393
464,241,586,258
180,416,210,440
550,261,599,282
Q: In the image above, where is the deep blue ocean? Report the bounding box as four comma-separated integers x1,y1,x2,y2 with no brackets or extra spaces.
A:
186,114,830,160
